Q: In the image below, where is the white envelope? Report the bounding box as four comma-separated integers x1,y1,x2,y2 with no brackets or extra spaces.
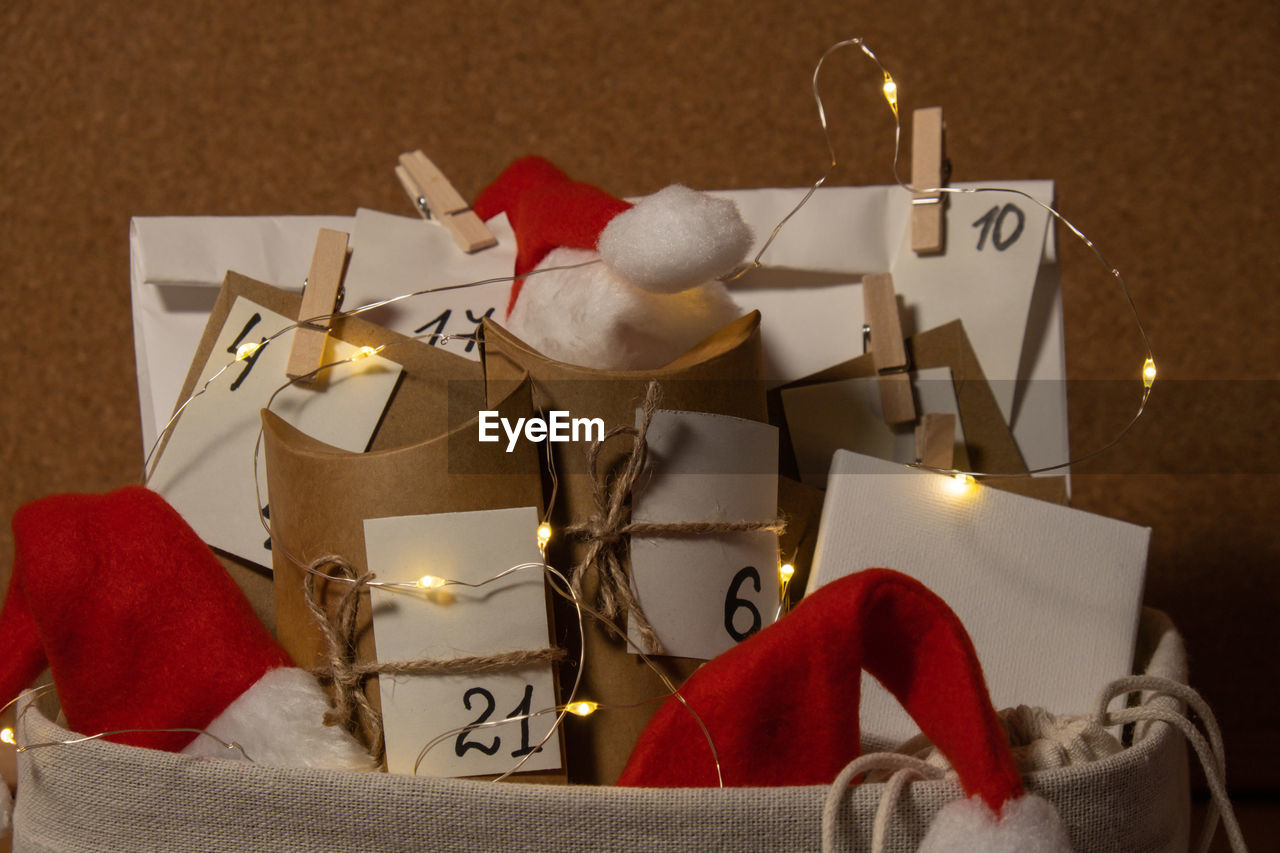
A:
130,180,1068,472
130,215,353,454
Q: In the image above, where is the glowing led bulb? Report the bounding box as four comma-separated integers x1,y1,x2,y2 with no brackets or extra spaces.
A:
536,522,552,551
1142,358,1157,388
945,472,977,496
0,727,13,745
416,574,446,590
779,563,795,582
353,345,378,360
567,701,599,717
881,74,898,115
235,341,261,361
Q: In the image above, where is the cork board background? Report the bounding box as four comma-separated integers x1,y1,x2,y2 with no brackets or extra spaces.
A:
1,0,1276,817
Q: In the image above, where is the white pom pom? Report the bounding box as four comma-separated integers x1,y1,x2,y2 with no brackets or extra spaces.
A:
597,185,752,294
508,247,741,370
181,667,376,771
918,794,1074,853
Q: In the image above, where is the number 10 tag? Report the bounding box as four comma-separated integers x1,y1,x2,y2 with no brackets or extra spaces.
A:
627,410,780,661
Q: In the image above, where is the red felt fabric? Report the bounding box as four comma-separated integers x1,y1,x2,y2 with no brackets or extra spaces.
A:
617,569,1024,812
0,486,292,752
472,155,632,316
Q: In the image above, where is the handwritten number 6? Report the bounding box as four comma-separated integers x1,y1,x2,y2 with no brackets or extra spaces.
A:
971,203,1025,252
724,566,763,642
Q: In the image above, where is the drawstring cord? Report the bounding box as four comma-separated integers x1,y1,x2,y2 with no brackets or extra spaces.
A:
822,675,1249,853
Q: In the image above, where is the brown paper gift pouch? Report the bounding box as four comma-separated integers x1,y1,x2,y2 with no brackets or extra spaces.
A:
777,318,1068,505
263,374,564,782
479,312,770,784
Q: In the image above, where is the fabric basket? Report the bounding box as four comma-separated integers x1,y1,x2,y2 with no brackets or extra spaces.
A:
11,608,1191,852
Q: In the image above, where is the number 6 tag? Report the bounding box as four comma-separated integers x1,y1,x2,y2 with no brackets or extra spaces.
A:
627,410,780,661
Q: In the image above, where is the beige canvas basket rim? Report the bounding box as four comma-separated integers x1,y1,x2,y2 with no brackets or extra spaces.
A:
14,608,1185,803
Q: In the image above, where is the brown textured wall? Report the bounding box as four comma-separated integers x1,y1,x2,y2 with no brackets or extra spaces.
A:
2,0,1277,804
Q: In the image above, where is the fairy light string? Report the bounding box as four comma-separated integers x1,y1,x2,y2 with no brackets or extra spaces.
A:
239,348,726,781
730,36,1156,480
0,685,253,761
562,379,787,657
124,35,1157,784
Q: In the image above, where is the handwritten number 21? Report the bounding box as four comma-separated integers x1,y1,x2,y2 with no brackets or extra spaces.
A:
454,684,538,758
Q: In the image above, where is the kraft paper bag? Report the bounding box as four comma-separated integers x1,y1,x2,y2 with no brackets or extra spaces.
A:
480,312,771,784
781,319,1068,505
263,373,564,782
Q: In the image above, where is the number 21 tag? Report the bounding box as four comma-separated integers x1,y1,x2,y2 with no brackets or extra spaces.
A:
365,506,561,778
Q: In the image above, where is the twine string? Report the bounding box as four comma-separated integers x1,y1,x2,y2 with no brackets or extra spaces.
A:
564,381,786,655
303,555,566,762
819,675,1249,853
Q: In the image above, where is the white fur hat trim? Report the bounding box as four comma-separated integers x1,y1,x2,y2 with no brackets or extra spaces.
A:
917,793,1074,853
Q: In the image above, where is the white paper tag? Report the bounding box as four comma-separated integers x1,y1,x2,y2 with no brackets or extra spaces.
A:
364,507,561,778
781,366,966,489
342,208,515,353
889,189,1050,423
148,296,400,566
808,450,1149,747
627,410,780,660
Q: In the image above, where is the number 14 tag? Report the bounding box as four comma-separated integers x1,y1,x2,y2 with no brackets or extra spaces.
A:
627,410,780,661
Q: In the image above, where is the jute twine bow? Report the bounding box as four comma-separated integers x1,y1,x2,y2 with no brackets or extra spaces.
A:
563,381,787,655
304,555,566,761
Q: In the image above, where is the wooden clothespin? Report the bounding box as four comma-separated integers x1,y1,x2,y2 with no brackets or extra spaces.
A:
861,272,917,424
910,106,948,256
396,150,497,254
914,413,956,469
286,228,349,384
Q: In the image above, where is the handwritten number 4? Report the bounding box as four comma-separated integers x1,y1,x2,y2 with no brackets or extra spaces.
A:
225,312,265,391
971,203,1025,252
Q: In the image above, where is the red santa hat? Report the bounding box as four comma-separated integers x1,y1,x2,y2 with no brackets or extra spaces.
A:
0,486,371,768
473,156,753,318
618,569,1073,851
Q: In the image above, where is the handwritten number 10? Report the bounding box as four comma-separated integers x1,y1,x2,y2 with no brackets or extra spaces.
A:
971,203,1025,251
454,684,538,758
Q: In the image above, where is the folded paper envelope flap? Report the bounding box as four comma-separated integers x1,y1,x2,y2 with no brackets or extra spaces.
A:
658,310,761,373
781,318,1066,502
172,271,484,458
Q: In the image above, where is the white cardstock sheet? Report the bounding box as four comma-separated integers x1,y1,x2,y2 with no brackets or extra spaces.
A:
807,450,1150,747
364,506,561,778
